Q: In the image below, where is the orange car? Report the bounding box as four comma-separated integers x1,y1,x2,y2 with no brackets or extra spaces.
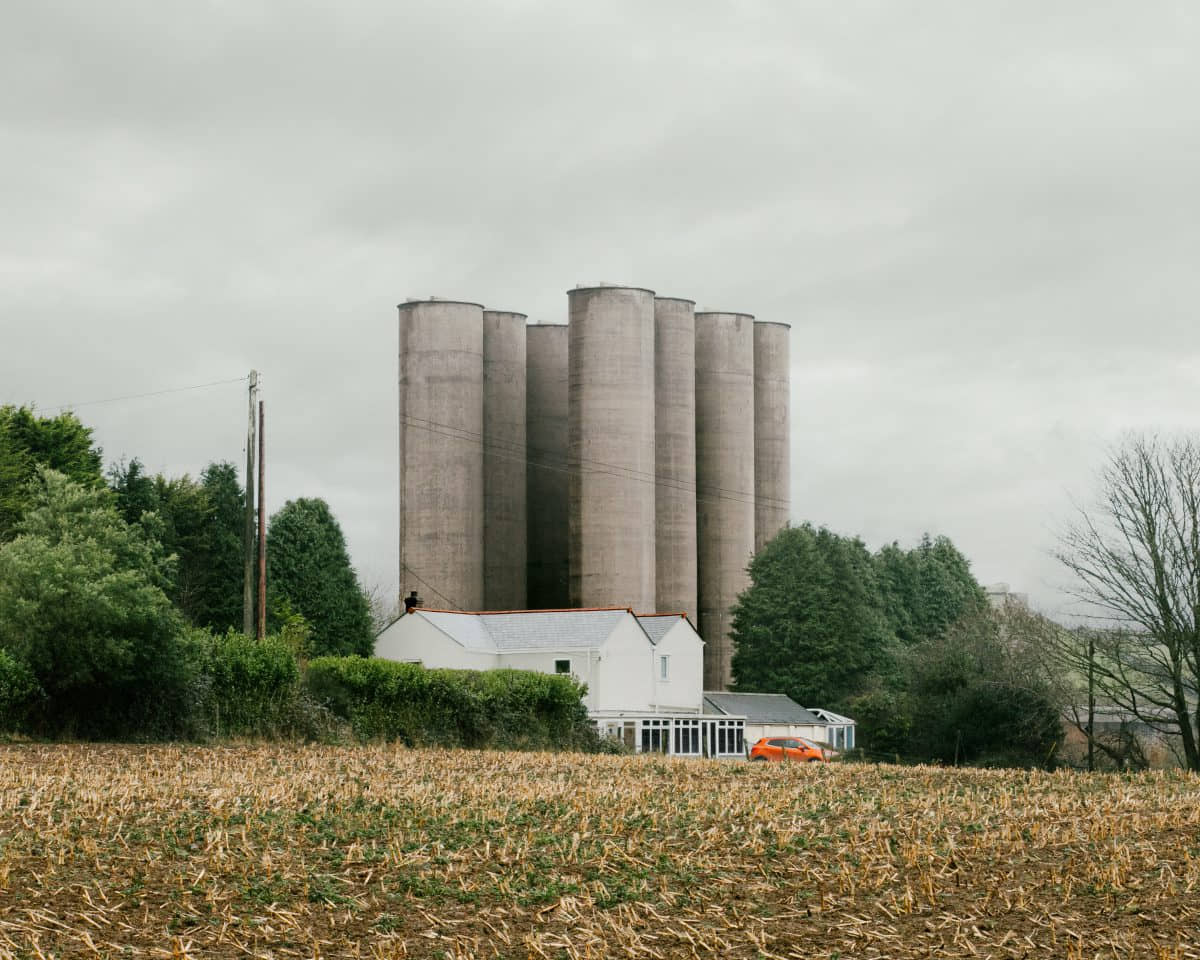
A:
748,736,827,763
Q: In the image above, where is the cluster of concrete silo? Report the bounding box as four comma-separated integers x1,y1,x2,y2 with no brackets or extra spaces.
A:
397,285,790,690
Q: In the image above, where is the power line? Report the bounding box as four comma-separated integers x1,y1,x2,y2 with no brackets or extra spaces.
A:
400,412,788,510
397,409,789,608
39,375,250,413
400,563,463,610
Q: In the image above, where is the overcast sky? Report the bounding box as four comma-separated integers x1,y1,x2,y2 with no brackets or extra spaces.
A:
3,1,1197,619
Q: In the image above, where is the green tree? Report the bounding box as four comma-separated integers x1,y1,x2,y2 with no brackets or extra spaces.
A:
0,406,103,539
194,462,246,632
873,535,986,647
267,498,372,657
0,469,192,736
731,524,893,710
110,459,246,632
903,606,1062,768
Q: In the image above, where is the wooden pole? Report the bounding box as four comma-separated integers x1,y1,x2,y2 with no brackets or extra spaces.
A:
257,399,266,640
1087,635,1096,772
242,370,258,636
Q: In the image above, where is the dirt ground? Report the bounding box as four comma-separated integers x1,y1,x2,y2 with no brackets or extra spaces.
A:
1,743,1198,958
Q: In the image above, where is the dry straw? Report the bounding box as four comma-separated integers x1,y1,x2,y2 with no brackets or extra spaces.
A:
0,745,1198,958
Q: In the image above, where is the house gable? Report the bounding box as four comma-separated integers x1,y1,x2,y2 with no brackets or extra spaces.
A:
374,611,499,670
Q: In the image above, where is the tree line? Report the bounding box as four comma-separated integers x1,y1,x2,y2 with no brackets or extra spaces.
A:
730,526,1063,768
732,433,1200,773
0,404,374,737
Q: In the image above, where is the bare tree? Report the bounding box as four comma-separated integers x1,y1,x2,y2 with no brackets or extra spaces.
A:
364,582,403,635
1056,434,1200,771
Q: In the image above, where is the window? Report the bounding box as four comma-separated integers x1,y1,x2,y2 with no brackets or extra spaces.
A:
659,655,670,681
702,718,744,757
673,719,701,755
554,659,571,674
640,718,671,754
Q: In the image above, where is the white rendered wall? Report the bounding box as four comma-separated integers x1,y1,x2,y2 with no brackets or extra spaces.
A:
374,615,499,671
649,619,704,714
591,614,656,713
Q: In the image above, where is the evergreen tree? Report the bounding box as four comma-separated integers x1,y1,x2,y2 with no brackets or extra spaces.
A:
110,459,245,632
873,534,986,647
267,498,373,657
731,524,893,710
0,406,103,539
194,462,246,633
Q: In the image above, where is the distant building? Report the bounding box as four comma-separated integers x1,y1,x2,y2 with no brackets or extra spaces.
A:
985,582,1029,611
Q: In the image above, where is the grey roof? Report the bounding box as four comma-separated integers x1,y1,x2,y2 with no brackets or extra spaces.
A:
703,692,823,725
417,608,633,652
636,614,684,644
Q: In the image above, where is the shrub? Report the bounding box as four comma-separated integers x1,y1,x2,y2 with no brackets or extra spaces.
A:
0,649,40,733
193,629,302,738
305,657,595,750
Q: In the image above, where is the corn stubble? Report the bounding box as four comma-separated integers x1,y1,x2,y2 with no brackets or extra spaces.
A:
1,746,1198,959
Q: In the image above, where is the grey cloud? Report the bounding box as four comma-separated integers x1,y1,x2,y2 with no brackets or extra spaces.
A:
3,0,1199,611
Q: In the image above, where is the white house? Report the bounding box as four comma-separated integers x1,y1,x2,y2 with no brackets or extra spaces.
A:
375,607,745,756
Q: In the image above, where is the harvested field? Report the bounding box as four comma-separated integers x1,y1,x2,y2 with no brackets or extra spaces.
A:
1,746,1198,958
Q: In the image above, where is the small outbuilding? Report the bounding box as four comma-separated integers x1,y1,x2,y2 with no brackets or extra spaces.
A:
703,692,855,751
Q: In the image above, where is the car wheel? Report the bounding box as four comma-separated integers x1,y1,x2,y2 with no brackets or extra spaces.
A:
807,757,822,763
750,756,767,762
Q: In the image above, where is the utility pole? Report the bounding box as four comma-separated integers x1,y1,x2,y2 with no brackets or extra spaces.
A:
1087,634,1096,772
257,400,266,640
242,370,258,637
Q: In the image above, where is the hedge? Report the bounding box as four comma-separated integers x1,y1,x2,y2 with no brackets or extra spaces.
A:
195,630,303,737
304,657,595,750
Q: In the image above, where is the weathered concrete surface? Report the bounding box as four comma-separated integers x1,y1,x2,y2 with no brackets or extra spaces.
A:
568,285,657,612
483,310,527,610
525,323,569,609
695,311,755,691
753,321,791,553
654,297,698,620
398,300,485,611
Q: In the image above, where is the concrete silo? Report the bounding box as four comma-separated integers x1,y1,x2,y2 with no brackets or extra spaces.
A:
568,285,657,612
525,323,569,609
753,321,791,552
483,310,527,610
397,299,485,611
653,297,698,619
694,311,756,691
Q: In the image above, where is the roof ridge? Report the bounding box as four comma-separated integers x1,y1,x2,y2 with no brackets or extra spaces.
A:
419,606,631,616
634,611,688,618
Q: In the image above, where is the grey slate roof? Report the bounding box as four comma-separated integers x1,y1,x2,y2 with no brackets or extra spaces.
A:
635,614,684,644
703,692,823,725
417,608,633,652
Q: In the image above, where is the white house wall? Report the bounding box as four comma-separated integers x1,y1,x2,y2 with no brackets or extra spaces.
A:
649,620,704,713
374,615,500,671
592,614,656,713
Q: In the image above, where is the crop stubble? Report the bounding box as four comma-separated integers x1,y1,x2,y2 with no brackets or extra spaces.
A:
0,745,1198,958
